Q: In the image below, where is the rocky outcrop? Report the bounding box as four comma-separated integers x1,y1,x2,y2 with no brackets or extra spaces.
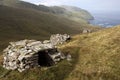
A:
83,29,91,33
3,34,71,72
50,34,70,46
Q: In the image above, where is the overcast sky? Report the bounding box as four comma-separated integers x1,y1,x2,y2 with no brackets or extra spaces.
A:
22,0,120,13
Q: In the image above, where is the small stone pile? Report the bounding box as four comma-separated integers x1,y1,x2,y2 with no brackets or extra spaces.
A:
50,34,70,46
3,34,71,72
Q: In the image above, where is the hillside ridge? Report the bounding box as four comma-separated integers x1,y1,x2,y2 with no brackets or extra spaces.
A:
0,0,94,23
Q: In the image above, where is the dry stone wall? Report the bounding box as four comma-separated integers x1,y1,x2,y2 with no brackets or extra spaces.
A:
3,34,71,72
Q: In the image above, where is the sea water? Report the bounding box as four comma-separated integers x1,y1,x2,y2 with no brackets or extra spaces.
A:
90,12,120,27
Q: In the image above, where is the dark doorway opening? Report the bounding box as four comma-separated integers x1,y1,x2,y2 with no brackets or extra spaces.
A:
38,50,55,67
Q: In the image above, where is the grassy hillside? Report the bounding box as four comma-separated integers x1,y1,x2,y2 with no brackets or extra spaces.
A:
0,0,51,12
0,0,49,11
60,5,94,22
0,1,105,80
0,0,94,23
59,26,120,80
0,0,99,52
0,26,119,80
47,5,94,23
0,5,98,52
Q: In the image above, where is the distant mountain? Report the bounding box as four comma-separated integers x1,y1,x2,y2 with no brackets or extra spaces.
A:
49,5,94,23
0,0,98,51
61,5,94,20
0,0,50,11
0,6,83,38
0,0,94,23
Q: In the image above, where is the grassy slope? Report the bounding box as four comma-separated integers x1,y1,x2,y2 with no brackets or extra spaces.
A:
0,26,119,80
0,6,94,52
0,1,103,80
59,26,120,80
0,0,99,52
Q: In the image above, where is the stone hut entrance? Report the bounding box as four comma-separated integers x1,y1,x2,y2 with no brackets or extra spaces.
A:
37,50,55,67
3,39,68,72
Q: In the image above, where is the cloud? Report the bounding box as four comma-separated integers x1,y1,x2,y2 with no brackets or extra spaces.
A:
21,0,72,5
39,0,75,6
22,0,120,12
39,0,61,6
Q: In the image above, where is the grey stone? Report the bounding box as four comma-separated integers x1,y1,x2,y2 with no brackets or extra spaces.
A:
66,54,72,61
3,34,71,72
50,34,71,46
83,29,91,33
43,40,50,44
